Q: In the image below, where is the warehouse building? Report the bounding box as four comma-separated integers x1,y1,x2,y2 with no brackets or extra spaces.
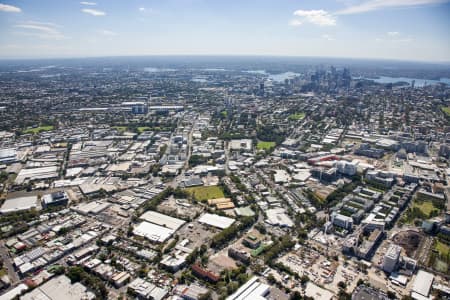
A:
198,213,235,229
411,270,434,300
139,210,186,231
21,275,95,300
227,276,270,300
134,207,187,243
0,196,39,214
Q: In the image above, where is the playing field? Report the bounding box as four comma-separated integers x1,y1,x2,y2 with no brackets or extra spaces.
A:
435,240,450,257
137,126,151,133
413,201,437,217
113,126,128,133
257,141,276,150
441,106,450,117
186,185,225,201
23,125,54,134
288,112,305,121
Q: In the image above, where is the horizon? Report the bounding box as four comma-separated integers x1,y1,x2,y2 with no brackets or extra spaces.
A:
1,0,450,62
1,54,450,66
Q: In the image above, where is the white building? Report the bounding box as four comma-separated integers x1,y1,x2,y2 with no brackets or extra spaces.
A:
411,270,434,300
198,213,235,229
0,196,39,214
228,139,252,152
227,277,270,300
382,244,402,273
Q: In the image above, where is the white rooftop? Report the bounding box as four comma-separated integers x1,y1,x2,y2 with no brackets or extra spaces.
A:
0,196,39,214
198,213,235,229
140,210,186,231
412,270,434,297
133,221,174,243
227,277,269,300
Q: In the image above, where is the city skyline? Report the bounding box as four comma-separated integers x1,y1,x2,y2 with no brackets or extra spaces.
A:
0,0,449,62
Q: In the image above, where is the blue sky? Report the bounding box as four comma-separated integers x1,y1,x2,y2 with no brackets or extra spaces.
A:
0,0,449,61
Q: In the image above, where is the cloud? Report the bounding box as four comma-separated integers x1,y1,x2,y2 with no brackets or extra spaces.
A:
0,3,21,13
289,19,303,27
139,7,145,12
80,1,96,5
82,8,105,16
98,29,117,36
376,31,413,43
322,34,335,41
15,21,65,40
336,0,449,15
292,10,336,26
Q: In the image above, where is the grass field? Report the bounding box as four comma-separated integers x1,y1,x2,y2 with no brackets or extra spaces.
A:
434,259,448,273
137,126,151,133
435,240,450,257
257,141,276,150
441,106,450,117
288,112,305,121
186,185,225,201
113,126,128,133
23,125,54,134
413,201,437,217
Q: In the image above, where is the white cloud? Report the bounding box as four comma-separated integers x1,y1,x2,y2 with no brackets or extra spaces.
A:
292,10,336,26
15,22,65,40
289,19,303,27
98,29,117,36
376,31,413,43
139,7,145,12
336,0,449,15
0,3,21,13
322,34,335,41
82,8,105,16
80,1,96,5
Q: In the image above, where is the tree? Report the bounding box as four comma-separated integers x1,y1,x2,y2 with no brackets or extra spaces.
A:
198,291,212,300
337,281,347,290
387,291,396,299
290,291,302,300
300,275,309,286
67,266,84,283
267,274,276,284
338,290,351,300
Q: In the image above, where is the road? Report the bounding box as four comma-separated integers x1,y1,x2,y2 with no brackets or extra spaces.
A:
0,240,19,284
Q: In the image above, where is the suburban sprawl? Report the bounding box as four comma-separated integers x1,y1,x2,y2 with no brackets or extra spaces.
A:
0,57,449,300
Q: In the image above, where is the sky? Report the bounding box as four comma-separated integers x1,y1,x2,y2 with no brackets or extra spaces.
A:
0,0,449,61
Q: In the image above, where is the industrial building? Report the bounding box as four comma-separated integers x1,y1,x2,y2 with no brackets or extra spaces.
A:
0,148,17,164
198,213,235,229
41,191,69,208
228,139,252,152
411,270,434,300
127,278,168,300
226,276,270,300
121,101,148,114
133,221,176,243
139,210,186,231
14,166,59,185
0,196,39,214
265,208,294,228
21,275,95,300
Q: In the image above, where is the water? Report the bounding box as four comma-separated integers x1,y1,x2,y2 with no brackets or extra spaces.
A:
192,77,208,83
357,76,450,87
268,71,300,82
144,67,176,72
243,70,300,82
